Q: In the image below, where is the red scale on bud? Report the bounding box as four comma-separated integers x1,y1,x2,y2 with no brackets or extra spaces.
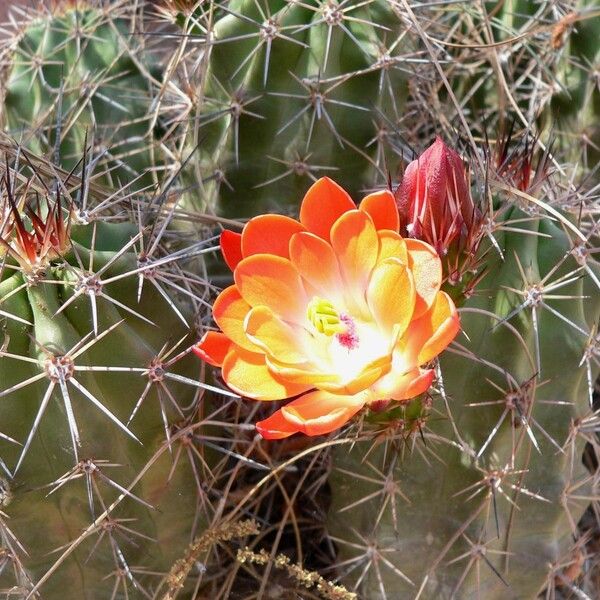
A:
0,173,71,275
494,126,551,194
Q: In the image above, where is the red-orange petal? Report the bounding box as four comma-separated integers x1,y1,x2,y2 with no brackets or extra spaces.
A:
222,347,311,401
359,189,399,232
221,230,243,271
234,254,308,323
279,390,366,436
401,369,435,399
213,286,257,353
256,410,298,440
405,238,442,319
193,331,232,367
299,177,356,240
241,214,305,259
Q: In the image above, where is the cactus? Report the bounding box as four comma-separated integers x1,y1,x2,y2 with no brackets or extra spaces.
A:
421,0,600,170
0,149,225,598
0,1,162,190
550,2,600,170
160,0,411,218
1,0,599,598
325,140,600,598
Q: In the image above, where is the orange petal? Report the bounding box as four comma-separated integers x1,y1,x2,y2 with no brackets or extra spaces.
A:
330,210,379,314
244,306,311,364
299,177,356,240
289,232,343,301
241,214,305,259
234,254,308,323
266,357,339,386
256,410,298,440
397,291,459,366
221,230,243,271
370,367,435,400
213,286,257,353
416,292,460,365
319,354,392,396
193,331,232,367
405,238,442,319
359,189,399,232
401,369,435,398
222,347,311,401
377,229,408,264
280,390,366,436
367,258,415,335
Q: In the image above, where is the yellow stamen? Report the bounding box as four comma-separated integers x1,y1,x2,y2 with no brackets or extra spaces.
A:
307,297,346,336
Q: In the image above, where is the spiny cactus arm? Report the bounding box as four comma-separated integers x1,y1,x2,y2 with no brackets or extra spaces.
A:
327,201,600,599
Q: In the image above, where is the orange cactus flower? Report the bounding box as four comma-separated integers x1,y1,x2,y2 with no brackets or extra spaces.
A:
194,178,460,439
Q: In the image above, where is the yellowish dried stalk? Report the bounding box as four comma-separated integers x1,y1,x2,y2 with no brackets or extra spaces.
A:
237,547,357,600
162,519,260,600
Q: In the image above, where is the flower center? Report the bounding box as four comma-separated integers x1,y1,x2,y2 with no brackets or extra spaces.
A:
306,297,360,353
336,314,359,350
307,297,346,336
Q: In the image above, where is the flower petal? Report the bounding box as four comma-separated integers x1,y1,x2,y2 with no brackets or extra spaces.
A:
367,258,415,336
213,286,257,353
359,189,399,232
193,331,232,367
299,177,355,240
244,305,312,364
397,291,459,366
256,410,298,440
370,367,435,400
405,238,442,319
221,230,243,271
266,357,339,386
289,232,343,301
416,291,460,365
401,369,436,398
241,214,305,258
377,229,408,264
279,390,367,436
235,254,308,323
330,209,379,314
222,347,311,401
319,354,392,396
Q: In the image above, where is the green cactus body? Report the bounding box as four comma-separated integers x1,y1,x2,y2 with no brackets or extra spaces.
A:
327,210,600,598
0,203,213,596
550,1,600,169
173,0,409,217
1,4,161,190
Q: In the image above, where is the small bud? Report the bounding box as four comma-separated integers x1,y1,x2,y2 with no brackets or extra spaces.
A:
395,138,484,302
395,137,478,257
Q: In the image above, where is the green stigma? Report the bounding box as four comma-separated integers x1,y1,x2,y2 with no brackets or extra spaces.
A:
307,297,346,336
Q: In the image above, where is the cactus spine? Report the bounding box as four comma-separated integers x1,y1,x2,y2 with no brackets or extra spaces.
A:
0,2,162,190
162,0,411,217
0,149,220,597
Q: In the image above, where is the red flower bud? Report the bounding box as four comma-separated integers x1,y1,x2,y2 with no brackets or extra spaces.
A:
395,138,477,257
